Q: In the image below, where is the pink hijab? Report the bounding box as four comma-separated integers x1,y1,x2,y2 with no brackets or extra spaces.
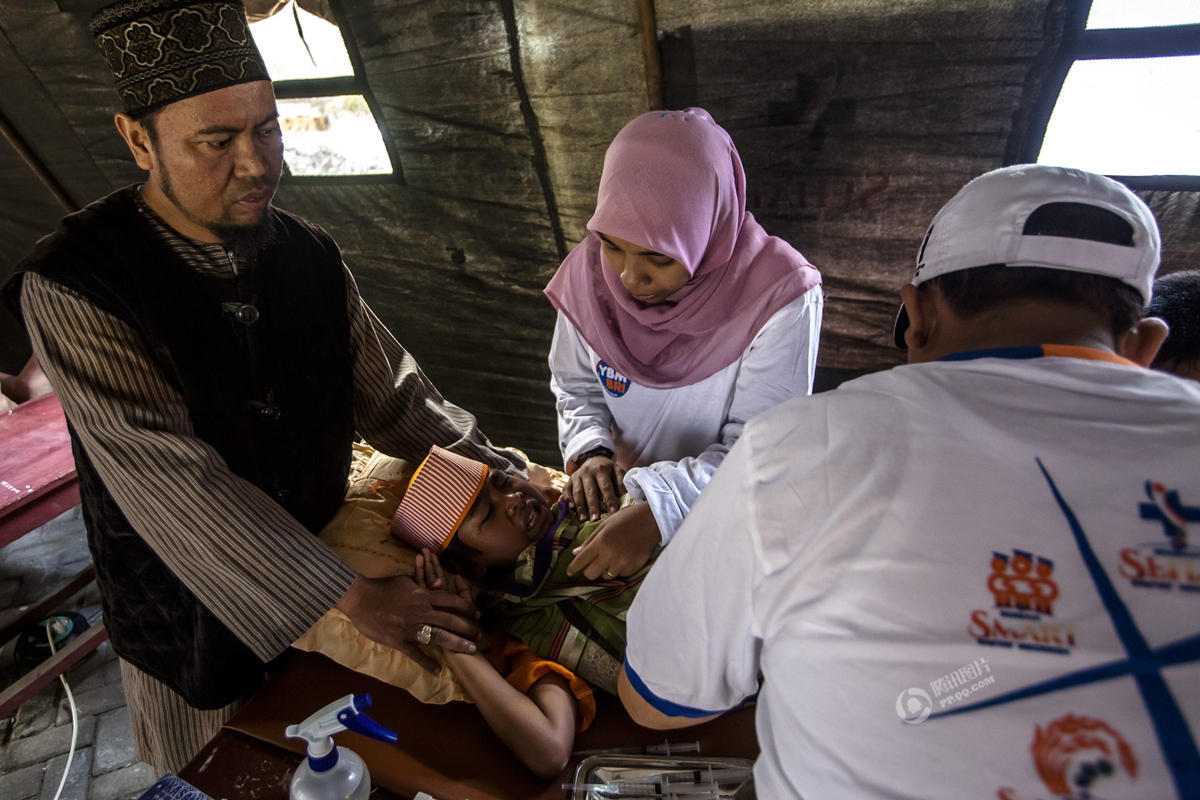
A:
544,108,821,389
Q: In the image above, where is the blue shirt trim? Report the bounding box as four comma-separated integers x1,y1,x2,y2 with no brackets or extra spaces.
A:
938,346,1045,362
623,659,729,719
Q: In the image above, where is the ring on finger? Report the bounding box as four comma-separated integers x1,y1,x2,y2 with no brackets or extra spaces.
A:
416,623,434,646
603,569,616,579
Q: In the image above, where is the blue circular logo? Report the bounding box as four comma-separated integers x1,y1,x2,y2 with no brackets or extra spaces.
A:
596,360,630,398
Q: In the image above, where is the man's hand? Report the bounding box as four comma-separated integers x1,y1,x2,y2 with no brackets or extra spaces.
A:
335,573,481,672
566,502,660,580
564,455,626,521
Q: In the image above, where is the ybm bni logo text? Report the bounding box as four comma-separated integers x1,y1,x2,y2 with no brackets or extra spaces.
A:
1121,481,1200,594
596,360,630,398
969,549,1076,655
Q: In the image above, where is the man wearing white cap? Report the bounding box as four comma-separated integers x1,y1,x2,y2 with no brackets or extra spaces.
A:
620,164,1200,799
3,0,520,772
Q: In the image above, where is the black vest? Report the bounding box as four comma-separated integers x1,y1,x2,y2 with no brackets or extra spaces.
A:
4,187,355,707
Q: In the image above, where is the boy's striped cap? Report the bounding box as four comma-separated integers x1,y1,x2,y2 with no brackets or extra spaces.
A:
390,446,488,553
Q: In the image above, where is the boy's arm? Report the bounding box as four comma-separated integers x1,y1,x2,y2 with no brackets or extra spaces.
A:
445,650,576,778
415,550,577,778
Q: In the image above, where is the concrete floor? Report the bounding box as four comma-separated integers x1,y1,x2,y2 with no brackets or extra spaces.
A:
0,507,159,800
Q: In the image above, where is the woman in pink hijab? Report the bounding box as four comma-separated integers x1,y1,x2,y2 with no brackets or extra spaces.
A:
545,108,823,580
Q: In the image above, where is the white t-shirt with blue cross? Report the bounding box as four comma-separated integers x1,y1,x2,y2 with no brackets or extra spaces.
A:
625,347,1200,799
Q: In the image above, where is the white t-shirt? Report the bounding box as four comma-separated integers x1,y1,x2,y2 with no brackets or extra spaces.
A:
548,289,823,541
625,348,1200,800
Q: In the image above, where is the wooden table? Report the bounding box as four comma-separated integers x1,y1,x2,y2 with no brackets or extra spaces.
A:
0,393,105,718
0,393,81,545
180,650,759,800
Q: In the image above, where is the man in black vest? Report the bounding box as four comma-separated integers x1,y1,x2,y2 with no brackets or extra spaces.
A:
3,0,521,772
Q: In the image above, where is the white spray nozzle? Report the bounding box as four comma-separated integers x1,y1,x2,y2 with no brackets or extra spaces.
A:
286,693,358,758
285,693,398,766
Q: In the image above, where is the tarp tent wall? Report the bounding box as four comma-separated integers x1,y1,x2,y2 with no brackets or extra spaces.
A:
2,0,1196,465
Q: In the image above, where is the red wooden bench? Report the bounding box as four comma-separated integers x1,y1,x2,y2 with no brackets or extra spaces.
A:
0,393,105,718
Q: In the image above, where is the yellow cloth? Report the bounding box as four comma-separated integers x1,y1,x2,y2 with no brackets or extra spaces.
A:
291,443,468,702
290,443,571,707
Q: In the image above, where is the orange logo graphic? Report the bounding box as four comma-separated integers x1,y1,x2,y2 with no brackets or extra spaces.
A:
988,550,1059,615
1032,714,1138,797
971,550,1075,655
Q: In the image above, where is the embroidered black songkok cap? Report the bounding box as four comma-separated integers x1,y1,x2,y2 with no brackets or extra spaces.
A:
90,0,271,115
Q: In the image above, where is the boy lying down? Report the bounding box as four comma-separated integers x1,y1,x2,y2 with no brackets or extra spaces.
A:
294,445,660,777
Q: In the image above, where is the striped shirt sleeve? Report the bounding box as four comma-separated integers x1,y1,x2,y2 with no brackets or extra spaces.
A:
21,272,356,662
343,266,526,473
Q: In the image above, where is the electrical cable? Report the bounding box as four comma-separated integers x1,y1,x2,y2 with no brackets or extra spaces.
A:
44,618,79,800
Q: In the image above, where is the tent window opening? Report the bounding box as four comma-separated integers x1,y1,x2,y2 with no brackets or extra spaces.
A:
1086,0,1200,29
1030,0,1200,186
249,5,394,178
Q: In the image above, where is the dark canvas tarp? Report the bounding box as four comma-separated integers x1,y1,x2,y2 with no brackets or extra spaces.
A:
2,0,1196,463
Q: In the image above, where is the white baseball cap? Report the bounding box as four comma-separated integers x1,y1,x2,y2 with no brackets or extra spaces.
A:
894,164,1161,348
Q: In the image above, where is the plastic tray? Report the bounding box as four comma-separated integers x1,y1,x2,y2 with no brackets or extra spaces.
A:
569,754,754,799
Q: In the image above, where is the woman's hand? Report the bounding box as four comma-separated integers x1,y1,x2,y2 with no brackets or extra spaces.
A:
564,455,626,522
566,502,660,581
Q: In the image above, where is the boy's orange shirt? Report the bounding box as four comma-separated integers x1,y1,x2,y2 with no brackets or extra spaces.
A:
488,632,597,731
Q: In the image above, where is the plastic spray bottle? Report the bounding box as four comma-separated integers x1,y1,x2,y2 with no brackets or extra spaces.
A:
286,693,398,800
